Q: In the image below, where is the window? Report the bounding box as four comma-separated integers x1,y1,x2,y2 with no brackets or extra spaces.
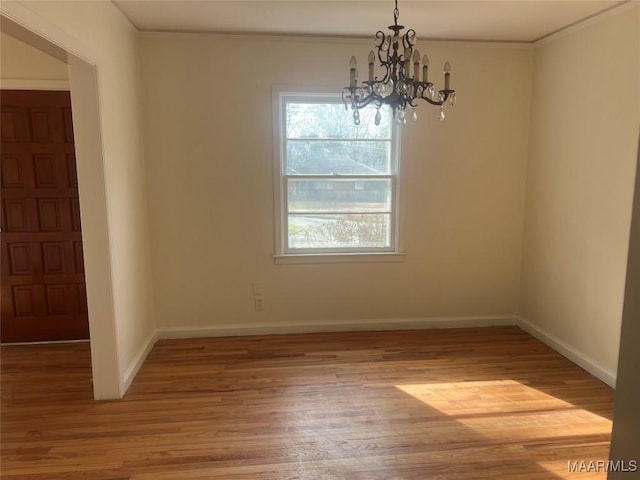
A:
273,89,403,260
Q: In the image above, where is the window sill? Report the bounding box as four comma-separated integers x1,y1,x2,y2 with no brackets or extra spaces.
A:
273,252,407,265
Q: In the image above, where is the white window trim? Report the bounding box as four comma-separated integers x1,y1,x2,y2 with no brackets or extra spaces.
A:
272,85,406,263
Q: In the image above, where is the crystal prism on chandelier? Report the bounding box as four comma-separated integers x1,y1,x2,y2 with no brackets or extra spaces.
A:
343,0,457,125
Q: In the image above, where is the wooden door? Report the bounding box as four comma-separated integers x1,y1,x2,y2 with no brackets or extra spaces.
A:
1,90,89,343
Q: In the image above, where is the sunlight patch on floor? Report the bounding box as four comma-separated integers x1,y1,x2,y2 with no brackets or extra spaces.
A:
395,380,612,442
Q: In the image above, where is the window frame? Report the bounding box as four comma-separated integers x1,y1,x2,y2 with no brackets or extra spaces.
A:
272,86,406,262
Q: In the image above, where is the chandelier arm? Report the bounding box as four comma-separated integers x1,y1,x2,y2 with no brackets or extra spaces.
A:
403,29,416,49
378,92,402,107
421,90,452,106
376,44,389,63
375,32,392,84
418,96,443,107
351,93,384,110
376,60,392,84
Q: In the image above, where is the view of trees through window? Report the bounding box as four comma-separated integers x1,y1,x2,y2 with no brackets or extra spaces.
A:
283,100,395,250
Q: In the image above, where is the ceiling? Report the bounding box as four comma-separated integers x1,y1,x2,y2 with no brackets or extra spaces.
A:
113,0,628,43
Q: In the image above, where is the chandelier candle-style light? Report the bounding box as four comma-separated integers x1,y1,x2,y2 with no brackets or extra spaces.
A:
343,0,456,125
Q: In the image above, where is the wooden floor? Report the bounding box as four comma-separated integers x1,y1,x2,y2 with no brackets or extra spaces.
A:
1,327,614,479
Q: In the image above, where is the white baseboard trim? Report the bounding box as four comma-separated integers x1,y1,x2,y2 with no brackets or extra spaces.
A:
156,315,519,340
121,330,157,396
123,315,617,393
516,316,617,388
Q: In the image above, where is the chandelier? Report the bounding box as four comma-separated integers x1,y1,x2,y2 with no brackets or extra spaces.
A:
343,0,456,125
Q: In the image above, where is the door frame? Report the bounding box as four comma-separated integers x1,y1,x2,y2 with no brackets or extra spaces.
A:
1,7,122,399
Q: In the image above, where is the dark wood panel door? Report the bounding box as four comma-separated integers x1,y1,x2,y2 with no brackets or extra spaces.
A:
1,90,89,343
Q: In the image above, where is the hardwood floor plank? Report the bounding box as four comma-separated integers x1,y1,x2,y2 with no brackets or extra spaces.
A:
1,327,614,479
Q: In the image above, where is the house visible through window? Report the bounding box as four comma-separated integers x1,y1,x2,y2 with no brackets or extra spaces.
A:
274,90,401,257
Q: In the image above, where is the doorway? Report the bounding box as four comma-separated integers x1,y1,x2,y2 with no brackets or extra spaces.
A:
1,89,89,343
0,11,122,399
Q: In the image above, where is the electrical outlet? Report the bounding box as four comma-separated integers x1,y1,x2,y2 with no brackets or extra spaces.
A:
254,294,265,311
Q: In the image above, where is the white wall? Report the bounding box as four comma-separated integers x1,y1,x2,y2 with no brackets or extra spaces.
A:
521,5,640,380
6,1,635,398
0,31,68,86
139,33,532,332
1,0,156,397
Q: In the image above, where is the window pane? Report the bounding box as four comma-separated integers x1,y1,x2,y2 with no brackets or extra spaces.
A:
288,214,391,249
288,178,391,213
278,93,399,254
286,140,391,175
286,102,391,140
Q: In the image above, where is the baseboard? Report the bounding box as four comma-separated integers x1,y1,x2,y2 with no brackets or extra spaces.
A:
156,315,519,340
516,315,617,388
121,330,157,396
119,315,617,394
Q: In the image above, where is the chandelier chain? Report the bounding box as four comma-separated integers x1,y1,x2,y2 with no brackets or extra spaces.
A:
393,0,399,26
